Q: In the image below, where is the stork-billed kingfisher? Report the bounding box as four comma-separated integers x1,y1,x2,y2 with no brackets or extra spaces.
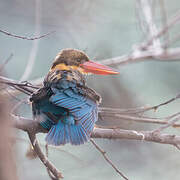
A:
30,49,119,146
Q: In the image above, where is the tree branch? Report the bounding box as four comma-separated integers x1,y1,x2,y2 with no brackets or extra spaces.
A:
12,114,180,147
100,9,180,66
27,132,63,179
12,114,62,179
90,139,129,180
0,29,55,40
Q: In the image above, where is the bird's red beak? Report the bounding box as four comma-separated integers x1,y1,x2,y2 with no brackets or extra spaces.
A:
80,61,119,75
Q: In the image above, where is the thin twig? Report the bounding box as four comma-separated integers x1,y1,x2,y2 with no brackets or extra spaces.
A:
163,32,180,49
45,144,58,180
153,113,180,133
0,76,39,95
99,113,180,127
174,144,180,151
90,139,129,180
100,92,180,114
0,29,55,40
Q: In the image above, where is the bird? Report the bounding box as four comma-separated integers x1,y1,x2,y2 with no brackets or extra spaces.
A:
30,49,119,146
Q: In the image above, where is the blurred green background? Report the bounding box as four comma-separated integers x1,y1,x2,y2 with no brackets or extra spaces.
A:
1,0,180,179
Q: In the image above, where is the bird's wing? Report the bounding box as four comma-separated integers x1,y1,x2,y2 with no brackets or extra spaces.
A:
49,85,98,133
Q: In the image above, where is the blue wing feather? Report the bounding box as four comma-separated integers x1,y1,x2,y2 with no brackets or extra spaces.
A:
44,86,98,146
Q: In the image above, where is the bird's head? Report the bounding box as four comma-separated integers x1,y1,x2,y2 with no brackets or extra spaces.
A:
51,49,119,75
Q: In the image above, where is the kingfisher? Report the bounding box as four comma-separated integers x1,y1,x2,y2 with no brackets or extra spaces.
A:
30,49,119,146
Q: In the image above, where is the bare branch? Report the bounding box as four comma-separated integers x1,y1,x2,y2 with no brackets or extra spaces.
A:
100,9,180,66
91,128,180,146
10,108,180,180
99,113,180,127
163,32,180,49
0,29,55,40
12,114,63,179
174,144,180,151
139,0,162,49
153,113,180,133
11,114,180,147
101,91,180,115
28,132,63,179
0,76,39,96
90,139,129,180
100,47,180,66
45,144,58,180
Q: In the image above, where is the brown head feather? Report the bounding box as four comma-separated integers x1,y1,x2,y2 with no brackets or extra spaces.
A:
51,49,90,69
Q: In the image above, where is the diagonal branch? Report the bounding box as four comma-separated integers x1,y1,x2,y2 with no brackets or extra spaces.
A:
90,139,129,180
28,132,63,179
12,114,63,179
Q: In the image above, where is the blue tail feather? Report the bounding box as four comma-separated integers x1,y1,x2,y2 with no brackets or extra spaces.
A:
79,127,88,142
69,125,76,144
71,125,80,145
81,112,93,131
78,126,87,143
73,126,80,145
77,127,83,144
45,120,89,146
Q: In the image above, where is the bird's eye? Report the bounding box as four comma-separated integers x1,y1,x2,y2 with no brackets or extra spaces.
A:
77,59,81,63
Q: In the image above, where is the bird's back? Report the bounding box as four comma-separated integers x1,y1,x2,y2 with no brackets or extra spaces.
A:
30,68,101,145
